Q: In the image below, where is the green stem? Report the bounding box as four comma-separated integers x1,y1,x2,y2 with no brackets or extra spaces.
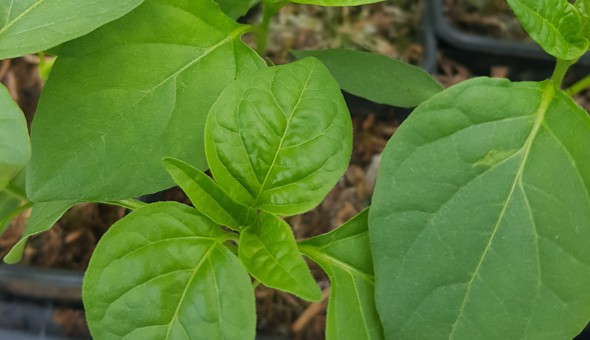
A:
255,0,288,56
4,182,27,201
551,59,575,87
0,202,33,229
101,199,147,210
565,73,590,96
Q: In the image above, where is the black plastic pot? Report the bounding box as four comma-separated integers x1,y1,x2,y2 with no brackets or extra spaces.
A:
0,265,86,339
427,0,590,65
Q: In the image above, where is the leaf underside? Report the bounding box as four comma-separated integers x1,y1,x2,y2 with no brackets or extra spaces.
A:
205,57,352,216
292,49,443,108
27,0,265,202
370,78,590,339
83,202,255,340
300,209,384,340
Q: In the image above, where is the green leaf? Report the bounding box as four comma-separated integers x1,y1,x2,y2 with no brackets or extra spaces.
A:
27,0,266,202
370,78,590,339
216,0,259,19
507,0,589,60
4,200,76,264
0,192,20,234
206,57,352,216
576,0,590,39
300,209,384,340
0,0,144,59
290,0,384,6
83,202,255,339
239,212,321,301
292,49,443,108
0,83,30,191
163,157,253,230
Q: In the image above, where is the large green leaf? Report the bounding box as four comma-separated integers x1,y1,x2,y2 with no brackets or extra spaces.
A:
290,0,384,6
292,49,443,108
27,0,266,202
299,209,384,340
216,0,259,19
0,84,29,190
369,78,590,339
4,200,76,264
205,57,352,216
239,212,321,301
507,0,588,60
0,0,144,59
163,157,253,230
84,202,255,339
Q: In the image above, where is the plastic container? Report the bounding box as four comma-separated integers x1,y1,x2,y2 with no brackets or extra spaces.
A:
427,0,590,65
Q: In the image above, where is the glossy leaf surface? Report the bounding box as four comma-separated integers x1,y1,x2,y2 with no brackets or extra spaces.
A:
293,49,442,108
0,0,144,59
239,212,321,301
0,84,29,190
291,0,383,6
163,157,253,230
370,78,590,339
84,202,255,339
28,0,265,202
206,58,352,215
4,200,76,264
300,210,383,340
508,0,588,60
216,0,259,19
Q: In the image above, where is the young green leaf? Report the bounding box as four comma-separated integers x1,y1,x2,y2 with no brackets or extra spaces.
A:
27,0,266,202
239,212,321,301
299,209,384,340
0,0,144,59
507,0,588,60
0,84,30,191
577,0,590,38
216,0,259,19
290,0,384,6
206,57,352,216
163,157,253,229
292,49,443,108
84,202,255,339
4,200,76,264
370,78,590,339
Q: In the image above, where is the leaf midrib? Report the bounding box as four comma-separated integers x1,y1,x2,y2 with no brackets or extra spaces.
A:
0,0,46,37
446,82,555,339
32,27,247,200
253,61,316,205
164,236,229,340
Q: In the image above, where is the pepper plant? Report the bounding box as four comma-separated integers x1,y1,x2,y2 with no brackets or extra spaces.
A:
0,0,590,339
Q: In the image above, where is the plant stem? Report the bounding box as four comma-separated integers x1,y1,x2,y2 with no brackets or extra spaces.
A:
255,0,287,56
565,73,590,96
0,202,33,229
4,182,27,201
101,199,147,210
551,58,575,88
